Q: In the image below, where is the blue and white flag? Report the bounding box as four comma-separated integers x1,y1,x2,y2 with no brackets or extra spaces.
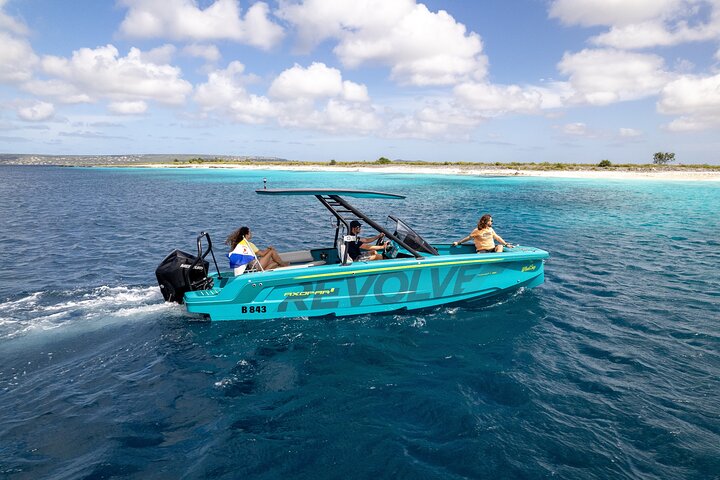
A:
228,243,255,274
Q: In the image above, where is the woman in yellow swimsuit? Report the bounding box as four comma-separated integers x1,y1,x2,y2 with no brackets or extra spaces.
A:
225,226,289,269
452,214,513,253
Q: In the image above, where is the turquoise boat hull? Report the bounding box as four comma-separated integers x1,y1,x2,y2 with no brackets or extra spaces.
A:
184,245,548,321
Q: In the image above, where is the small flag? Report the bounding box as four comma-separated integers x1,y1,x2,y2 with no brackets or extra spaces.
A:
228,243,255,274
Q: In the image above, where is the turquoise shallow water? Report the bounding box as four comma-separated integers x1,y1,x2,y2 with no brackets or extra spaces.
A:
0,166,718,479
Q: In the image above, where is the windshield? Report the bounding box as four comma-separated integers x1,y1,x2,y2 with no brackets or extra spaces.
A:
387,216,438,255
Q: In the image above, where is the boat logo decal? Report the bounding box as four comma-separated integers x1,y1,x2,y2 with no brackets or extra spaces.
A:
277,265,490,313
292,257,505,281
521,264,537,272
284,288,337,297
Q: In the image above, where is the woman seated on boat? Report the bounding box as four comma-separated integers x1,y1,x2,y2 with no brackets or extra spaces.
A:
347,220,390,261
225,226,289,271
452,214,513,253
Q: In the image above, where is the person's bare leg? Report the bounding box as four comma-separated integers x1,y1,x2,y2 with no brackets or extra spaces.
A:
258,255,275,270
268,249,289,266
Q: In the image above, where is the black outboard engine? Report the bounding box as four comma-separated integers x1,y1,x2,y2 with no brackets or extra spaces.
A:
155,232,221,304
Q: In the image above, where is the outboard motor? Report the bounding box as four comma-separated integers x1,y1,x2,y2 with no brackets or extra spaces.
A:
155,232,221,304
155,250,209,303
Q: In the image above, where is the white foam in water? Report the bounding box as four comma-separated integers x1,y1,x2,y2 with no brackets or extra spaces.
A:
38,285,162,313
0,291,42,313
0,285,180,341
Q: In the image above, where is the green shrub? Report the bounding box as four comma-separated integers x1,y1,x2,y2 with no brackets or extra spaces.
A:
598,159,612,167
653,152,675,164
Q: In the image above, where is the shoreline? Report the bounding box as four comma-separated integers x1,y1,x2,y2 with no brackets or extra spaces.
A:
125,163,720,182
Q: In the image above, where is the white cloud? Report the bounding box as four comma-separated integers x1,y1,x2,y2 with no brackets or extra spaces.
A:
0,0,29,36
388,103,482,140
269,62,343,100
119,0,284,49
591,17,720,49
658,73,720,114
342,80,369,102
0,3,38,84
0,31,38,83
450,79,575,120
227,95,278,124
195,61,278,123
663,116,711,131
195,61,250,109
278,0,487,86
590,21,680,49
278,98,382,133
322,99,379,132
139,44,176,64
196,61,380,131
658,73,720,130
108,100,148,114
619,127,642,137
41,45,193,105
21,79,92,104
17,101,55,121
550,0,720,49
561,122,590,136
549,0,684,27
558,48,672,105
456,83,542,115
268,62,369,102
183,43,221,62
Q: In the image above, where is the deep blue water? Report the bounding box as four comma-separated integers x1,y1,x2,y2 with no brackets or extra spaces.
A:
1,166,718,479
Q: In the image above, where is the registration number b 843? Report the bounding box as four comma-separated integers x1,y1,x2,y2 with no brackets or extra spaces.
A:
241,305,267,314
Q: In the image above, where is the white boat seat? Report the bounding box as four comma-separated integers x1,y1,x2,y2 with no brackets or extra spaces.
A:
281,250,315,264
338,235,357,265
273,260,326,271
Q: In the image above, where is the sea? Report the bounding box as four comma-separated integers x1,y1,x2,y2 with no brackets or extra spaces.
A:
0,166,718,480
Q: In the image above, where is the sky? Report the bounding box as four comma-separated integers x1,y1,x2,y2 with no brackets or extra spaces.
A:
1,0,720,164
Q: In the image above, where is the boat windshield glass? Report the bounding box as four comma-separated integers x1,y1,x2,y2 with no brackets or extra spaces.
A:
387,216,439,255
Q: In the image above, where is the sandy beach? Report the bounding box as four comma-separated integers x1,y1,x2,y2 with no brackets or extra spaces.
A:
132,163,720,182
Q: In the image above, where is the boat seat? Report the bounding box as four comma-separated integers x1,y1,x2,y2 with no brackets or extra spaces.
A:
273,260,326,271
281,250,315,264
337,237,355,265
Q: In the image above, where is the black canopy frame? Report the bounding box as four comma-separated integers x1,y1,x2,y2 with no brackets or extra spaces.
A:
256,189,435,262
316,194,425,261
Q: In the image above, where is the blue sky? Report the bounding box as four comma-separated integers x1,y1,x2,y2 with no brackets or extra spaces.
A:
1,0,720,164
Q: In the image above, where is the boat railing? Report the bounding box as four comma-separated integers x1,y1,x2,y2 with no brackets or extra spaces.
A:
187,231,222,288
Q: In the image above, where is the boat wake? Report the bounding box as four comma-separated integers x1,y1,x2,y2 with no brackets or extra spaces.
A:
0,285,181,341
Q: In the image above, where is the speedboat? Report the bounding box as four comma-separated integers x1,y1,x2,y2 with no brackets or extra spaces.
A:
155,189,549,321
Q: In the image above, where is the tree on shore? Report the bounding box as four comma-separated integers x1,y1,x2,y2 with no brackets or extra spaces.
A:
653,152,675,165
598,159,612,167
375,157,392,164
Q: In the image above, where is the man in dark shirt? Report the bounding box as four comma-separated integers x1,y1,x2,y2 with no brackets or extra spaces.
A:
346,220,389,261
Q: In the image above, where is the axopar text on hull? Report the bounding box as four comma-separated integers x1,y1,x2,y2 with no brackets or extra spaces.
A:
155,189,549,321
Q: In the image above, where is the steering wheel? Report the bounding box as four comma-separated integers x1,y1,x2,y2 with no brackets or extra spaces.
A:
372,233,398,259
383,240,398,259
374,232,385,246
